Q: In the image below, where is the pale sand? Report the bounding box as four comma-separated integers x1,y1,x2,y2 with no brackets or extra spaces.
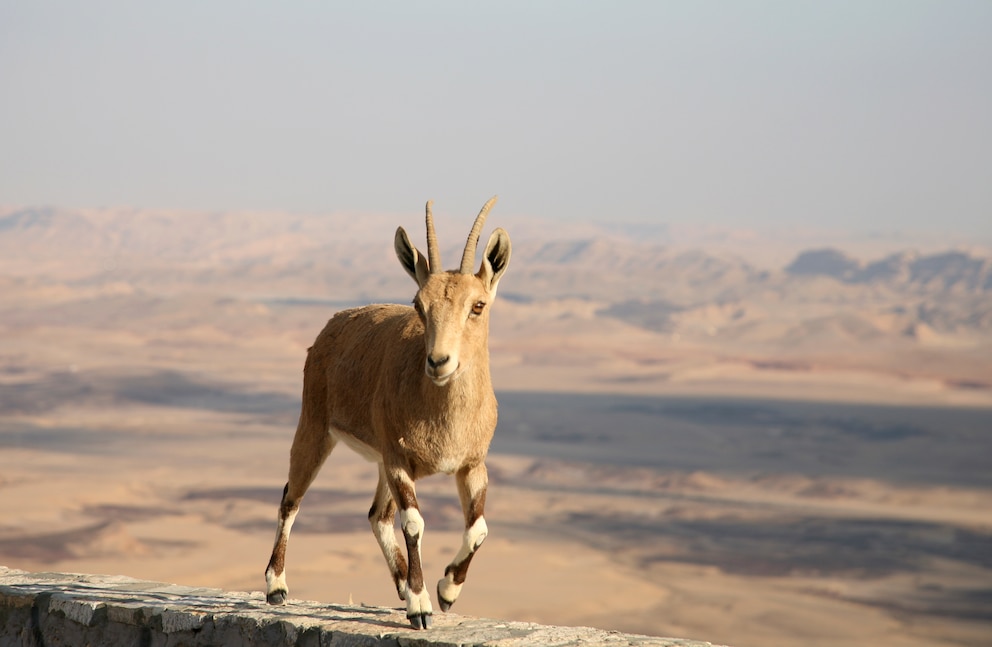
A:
1,403,989,647
1,212,990,646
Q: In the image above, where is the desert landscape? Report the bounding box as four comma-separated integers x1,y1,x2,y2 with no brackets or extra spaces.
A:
1,205,990,647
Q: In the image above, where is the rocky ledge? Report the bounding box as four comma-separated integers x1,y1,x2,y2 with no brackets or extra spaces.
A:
0,566,726,646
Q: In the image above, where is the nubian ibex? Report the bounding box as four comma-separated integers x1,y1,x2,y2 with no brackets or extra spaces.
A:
264,196,511,629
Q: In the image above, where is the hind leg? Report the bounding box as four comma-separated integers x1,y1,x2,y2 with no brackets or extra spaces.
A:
368,464,409,601
264,414,336,605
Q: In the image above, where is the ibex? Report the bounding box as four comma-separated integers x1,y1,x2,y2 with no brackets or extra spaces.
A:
264,197,511,629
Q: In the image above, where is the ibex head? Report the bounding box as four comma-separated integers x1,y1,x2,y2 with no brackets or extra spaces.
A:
394,196,511,386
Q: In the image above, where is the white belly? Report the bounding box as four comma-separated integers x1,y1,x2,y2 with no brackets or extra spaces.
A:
330,427,383,463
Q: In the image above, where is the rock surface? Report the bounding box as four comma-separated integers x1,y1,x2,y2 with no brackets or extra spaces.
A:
0,566,726,646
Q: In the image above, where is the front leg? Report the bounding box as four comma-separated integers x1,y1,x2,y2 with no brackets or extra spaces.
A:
437,462,488,612
387,465,433,629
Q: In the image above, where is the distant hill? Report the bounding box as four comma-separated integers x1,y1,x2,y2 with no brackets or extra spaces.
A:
1,205,990,402
786,247,992,293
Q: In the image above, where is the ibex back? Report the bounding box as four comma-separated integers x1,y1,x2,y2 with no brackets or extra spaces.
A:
264,197,511,629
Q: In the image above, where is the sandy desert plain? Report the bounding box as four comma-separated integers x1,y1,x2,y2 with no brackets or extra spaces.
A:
0,205,991,647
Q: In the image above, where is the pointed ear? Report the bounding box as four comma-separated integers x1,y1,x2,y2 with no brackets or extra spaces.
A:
477,227,511,293
394,227,430,286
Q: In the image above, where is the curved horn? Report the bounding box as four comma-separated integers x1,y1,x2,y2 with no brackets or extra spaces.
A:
460,195,499,273
425,200,441,273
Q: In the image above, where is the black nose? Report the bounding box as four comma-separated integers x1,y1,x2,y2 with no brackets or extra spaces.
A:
427,354,450,370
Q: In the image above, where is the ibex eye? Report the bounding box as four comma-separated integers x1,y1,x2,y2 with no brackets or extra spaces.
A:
471,301,486,316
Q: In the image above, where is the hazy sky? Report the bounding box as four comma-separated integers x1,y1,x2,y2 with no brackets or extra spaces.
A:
2,1,990,239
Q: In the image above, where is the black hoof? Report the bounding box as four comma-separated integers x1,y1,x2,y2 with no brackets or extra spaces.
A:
437,588,454,612
408,612,432,630
266,590,288,605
